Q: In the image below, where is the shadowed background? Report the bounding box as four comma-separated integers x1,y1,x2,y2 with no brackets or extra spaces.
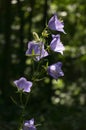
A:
0,0,86,130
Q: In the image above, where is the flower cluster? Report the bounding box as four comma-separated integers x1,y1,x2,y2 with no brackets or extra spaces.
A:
13,14,66,130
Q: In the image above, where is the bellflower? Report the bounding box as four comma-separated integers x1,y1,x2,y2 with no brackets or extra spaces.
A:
26,41,48,61
47,62,64,79
23,118,36,130
14,77,32,93
50,34,65,55
48,14,65,33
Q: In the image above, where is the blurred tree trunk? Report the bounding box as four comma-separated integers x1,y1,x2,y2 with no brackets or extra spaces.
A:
42,0,48,28
28,0,35,40
0,0,12,95
17,0,26,75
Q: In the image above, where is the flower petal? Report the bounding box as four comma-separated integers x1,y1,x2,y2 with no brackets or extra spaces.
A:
50,34,65,54
47,62,64,79
14,77,33,93
26,41,48,61
23,118,36,130
48,14,65,33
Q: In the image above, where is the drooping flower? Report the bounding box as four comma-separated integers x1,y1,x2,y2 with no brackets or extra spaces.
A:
47,62,64,79
14,77,32,93
48,14,65,33
26,41,48,61
23,118,36,130
50,34,65,55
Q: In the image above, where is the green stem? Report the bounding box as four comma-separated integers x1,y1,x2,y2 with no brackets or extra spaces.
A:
18,106,25,130
24,93,30,108
20,92,23,106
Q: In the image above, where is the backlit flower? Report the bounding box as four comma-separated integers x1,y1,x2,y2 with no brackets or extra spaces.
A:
26,41,48,61
23,118,36,130
47,62,64,79
48,14,65,33
14,77,32,93
50,34,65,55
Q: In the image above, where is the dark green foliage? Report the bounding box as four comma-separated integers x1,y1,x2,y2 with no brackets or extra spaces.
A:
0,0,86,130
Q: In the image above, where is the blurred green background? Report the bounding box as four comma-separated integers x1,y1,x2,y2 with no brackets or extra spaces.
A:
0,0,86,130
